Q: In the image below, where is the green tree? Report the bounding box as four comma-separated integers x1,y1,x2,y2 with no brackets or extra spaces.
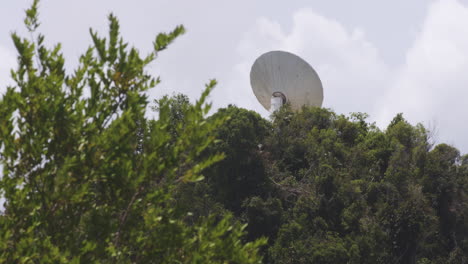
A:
0,1,265,262
204,106,271,213
264,108,468,263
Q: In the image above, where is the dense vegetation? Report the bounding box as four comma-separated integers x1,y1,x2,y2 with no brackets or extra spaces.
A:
0,2,265,263
200,105,468,264
1,1,467,263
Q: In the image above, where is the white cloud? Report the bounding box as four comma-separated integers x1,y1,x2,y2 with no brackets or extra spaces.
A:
377,0,468,152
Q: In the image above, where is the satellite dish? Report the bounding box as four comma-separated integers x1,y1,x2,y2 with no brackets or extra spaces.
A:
250,50,323,112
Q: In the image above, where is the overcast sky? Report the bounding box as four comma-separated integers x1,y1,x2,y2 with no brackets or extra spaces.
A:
1,0,468,153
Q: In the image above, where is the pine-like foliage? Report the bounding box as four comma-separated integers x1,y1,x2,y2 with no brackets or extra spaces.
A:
0,1,265,263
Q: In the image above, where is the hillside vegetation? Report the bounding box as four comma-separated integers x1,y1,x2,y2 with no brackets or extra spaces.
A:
199,104,468,263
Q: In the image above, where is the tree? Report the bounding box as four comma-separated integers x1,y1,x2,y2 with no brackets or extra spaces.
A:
263,107,468,263
204,105,271,213
152,93,191,139
0,1,265,262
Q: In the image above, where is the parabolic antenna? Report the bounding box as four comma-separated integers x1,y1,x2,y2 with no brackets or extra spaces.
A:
250,50,323,112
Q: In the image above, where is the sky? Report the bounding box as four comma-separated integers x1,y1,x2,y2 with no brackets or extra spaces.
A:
1,0,468,153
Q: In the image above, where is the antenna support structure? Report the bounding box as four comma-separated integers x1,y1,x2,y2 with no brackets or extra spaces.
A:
270,92,286,113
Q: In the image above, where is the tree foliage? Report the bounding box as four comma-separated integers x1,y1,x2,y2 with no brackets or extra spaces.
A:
0,1,265,262
189,104,466,264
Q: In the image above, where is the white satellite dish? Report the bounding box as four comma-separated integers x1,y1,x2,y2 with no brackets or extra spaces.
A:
250,50,323,112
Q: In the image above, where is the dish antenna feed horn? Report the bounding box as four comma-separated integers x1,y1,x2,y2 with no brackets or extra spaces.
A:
250,50,324,113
